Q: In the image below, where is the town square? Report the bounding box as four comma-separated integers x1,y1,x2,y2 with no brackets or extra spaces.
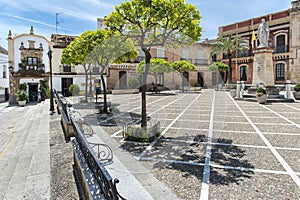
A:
0,0,300,199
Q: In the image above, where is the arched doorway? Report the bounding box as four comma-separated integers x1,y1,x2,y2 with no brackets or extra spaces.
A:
119,71,127,89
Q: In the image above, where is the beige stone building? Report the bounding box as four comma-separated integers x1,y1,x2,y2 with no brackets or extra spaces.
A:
105,42,216,91
217,0,300,85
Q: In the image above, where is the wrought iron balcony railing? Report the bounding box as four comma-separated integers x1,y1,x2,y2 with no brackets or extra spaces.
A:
274,45,288,54
18,63,45,76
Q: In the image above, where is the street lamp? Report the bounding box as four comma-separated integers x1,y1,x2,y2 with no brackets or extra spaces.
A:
8,66,16,105
47,47,55,114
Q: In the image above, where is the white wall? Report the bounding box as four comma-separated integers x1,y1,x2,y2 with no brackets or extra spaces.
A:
0,53,9,95
13,35,50,72
53,74,107,92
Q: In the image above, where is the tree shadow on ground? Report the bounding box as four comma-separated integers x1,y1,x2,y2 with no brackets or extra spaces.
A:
82,112,151,127
132,134,255,186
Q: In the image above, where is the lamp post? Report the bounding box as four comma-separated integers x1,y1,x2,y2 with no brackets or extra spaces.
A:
8,66,16,105
47,47,55,114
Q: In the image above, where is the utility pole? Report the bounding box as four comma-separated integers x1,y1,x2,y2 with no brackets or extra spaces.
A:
56,12,63,34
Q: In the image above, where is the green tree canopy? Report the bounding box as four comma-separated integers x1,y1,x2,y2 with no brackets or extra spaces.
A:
208,61,229,71
105,0,202,127
137,58,172,84
171,60,195,92
210,35,248,84
171,60,195,73
86,34,138,113
61,30,107,101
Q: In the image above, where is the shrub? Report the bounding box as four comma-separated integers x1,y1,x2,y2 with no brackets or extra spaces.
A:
294,83,300,92
128,78,140,89
16,90,28,101
69,84,80,96
19,83,27,91
256,87,266,95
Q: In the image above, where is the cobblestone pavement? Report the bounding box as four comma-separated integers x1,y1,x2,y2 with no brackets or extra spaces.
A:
74,89,300,200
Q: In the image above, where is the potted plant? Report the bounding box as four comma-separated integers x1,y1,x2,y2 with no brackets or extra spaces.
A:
16,90,28,106
293,83,300,100
256,87,268,104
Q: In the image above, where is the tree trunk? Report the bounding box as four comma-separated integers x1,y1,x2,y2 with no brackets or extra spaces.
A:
101,74,108,113
84,66,88,102
141,48,151,128
227,54,232,84
89,70,92,95
181,73,184,93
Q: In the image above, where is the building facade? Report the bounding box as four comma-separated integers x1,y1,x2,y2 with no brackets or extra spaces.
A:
50,34,105,96
7,27,50,104
97,18,218,91
217,0,300,85
0,47,9,102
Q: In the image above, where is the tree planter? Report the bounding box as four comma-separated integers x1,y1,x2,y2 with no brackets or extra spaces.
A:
257,94,268,104
293,91,300,100
124,122,160,143
18,100,26,107
230,90,236,98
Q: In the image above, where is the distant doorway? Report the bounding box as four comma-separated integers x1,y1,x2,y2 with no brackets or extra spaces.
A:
28,83,38,102
197,72,204,87
62,78,73,97
119,71,127,89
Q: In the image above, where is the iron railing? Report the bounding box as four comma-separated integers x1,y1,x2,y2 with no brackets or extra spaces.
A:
54,90,125,199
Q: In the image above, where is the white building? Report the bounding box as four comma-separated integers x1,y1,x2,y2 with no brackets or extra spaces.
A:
0,47,9,102
7,26,50,104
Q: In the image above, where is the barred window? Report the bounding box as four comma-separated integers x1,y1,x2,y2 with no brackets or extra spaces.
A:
275,63,285,81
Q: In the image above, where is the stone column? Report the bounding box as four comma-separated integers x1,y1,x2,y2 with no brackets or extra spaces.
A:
252,48,274,86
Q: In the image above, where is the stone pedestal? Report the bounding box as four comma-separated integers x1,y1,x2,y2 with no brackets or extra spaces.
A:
252,48,274,86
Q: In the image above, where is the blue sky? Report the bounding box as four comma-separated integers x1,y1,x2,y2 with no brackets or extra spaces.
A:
0,0,292,50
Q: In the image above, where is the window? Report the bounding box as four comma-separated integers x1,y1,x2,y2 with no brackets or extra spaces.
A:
275,35,286,53
275,63,285,81
182,49,189,59
157,74,164,85
63,65,71,72
240,66,247,81
3,65,7,78
27,57,38,65
157,48,164,58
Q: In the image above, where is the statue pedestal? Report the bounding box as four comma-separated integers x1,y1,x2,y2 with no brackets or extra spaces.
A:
252,47,274,86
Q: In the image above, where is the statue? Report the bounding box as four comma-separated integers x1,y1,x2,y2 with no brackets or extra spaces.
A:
257,19,269,48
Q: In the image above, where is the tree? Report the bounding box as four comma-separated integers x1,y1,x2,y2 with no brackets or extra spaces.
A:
86,34,138,113
61,30,106,102
105,0,202,127
171,60,195,92
210,35,248,84
208,61,229,89
137,58,172,87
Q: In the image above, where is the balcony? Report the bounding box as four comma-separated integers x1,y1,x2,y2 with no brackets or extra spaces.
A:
154,56,168,61
18,63,45,76
59,65,76,73
274,45,288,54
237,50,253,58
181,58,193,63
194,59,209,65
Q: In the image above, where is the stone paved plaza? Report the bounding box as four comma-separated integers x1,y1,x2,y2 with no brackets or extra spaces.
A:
0,90,300,199
74,89,300,199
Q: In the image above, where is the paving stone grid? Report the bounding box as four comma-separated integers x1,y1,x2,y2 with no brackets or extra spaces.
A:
75,90,300,200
